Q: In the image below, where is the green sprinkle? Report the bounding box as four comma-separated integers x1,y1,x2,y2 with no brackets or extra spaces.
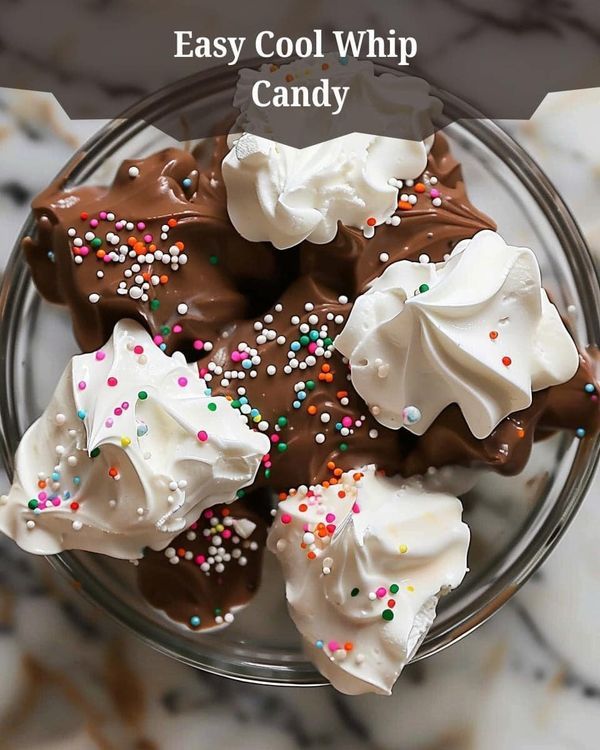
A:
350,587,359,597
138,391,148,400
150,299,160,311
339,442,348,452
389,583,399,594
209,255,219,265
382,609,394,621
324,337,333,347
160,326,171,336
277,416,288,428
214,608,222,616
90,238,102,249
236,489,246,499
207,403,217,412
28,499,38,510
418,283,430,294
299,335,310,346
264,469,271,479
90,447,101,458
277,443,288,453
305,380,315,391
231,400,241,409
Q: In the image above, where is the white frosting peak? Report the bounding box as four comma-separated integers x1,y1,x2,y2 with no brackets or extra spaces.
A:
222,132,429,250
268,466,470,695
335,230,580,439
0,321,269,558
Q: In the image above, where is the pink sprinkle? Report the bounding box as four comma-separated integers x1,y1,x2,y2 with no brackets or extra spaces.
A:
308,342,317,354
270,434,280,443
341,416,352,428
430,188,440,198
281,513,292,524
80,246,89,256
328,641,341,652
264,461,272,469
95,351,106,361
153,335,163,345
239,351,249,360
99,211,107,220
173,325,183,334
133,345,144,355
204,510,213,519
115,221,124,230
122,402,129,410
107,377,118,387
197,430,208,442
114,407,123,416
103,255,112,264
143,234,152,243
302,523,309,531
195,555,206,565
193,340,204,350
38,492,47,502
90,219,99,228
222,529,232,539
78,381,87,390
325,513,336,522
137,222,146,231
105,418,113,428
352,502,360,513
231,351,241,362
38,501,47,510
191,522,198,530
199,367,209,377
376,587,387,599
178,377,188,387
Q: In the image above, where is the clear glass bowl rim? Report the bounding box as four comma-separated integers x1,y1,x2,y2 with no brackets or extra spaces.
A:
0,62,599,687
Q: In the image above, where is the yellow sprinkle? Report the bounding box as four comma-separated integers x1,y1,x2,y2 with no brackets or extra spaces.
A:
407,585,415,592
216,524,224,532
121,437,131,447
399,544,408,554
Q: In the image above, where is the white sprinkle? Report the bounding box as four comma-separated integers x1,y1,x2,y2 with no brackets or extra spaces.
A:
379,252,389,263
320,413,331,423
266,365,277,376
419,254,430,264
432,197,442,207
369,429,379,439
430,176,438,185
88,293,100,304
128,166,140,178
55,413,66,425
408,194,417,205
315,433,326,444
72,520,83,531
338,295,348,304
26,520,36,530
177,303,188,315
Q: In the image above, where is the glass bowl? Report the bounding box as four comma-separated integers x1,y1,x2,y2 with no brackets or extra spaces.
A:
0,65,599,687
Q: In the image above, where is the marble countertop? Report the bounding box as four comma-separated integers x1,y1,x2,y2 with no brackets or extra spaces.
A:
0,86,599,749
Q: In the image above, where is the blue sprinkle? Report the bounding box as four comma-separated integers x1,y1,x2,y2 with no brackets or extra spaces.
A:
182,177,193,188
51,471,60,481
73,477,81,485
33,508,41,515
77,410,86,420
159,343,167,351
290,341,301,352
204,388,212,396
339,56,349,65
576,427,586,439
297,391,306,401
239,397,249,405
293,400,301,409
47,251,55,262
190,615,201,627
250,408,259,417
315,640,324,649
242,359,253,369
64,492,71,500
137,424,149,437
584,383,595,393
335,422,342,431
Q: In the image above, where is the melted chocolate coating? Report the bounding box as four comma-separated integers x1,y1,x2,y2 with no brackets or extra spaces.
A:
137,497,268,631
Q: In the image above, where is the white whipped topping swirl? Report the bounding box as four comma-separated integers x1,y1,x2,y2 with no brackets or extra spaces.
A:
268,465,470,695
0,320,269,558
335,230,579,439
222,132,429,250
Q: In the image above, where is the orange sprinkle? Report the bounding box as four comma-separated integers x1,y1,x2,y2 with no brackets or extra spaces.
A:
108,467,118,478
307,551,316,560
175,241,185,251
333,468,343,477
307,405,317,415
330,478,338,485
322,481,330,489
327,461,336,471
398,200,413,210
415,182,426,193
142,272,151,281
317,528,328,538
322,364,331,373
38,480,46,489
338,490,346,498
366,217,377,227
344,642,353,651
325,373,334,383
167,218,178,228
337,391,348,399
96,249,106,259
353,472,363,481
134,242,146,254
222,508,230,516
298,503,308,512
285,74,294,82
160,275,169,284
127,237,137,246
279,492,287,501
148,244,157,252
489,330,498,340
516,427,526,439
177,547,185,557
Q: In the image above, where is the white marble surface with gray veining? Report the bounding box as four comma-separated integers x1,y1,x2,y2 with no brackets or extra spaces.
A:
0,81,599,749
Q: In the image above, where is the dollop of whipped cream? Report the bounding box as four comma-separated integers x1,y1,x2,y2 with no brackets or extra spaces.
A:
0,320,269,558
335,230,580,439
222,132,429,250
268,465,470,695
